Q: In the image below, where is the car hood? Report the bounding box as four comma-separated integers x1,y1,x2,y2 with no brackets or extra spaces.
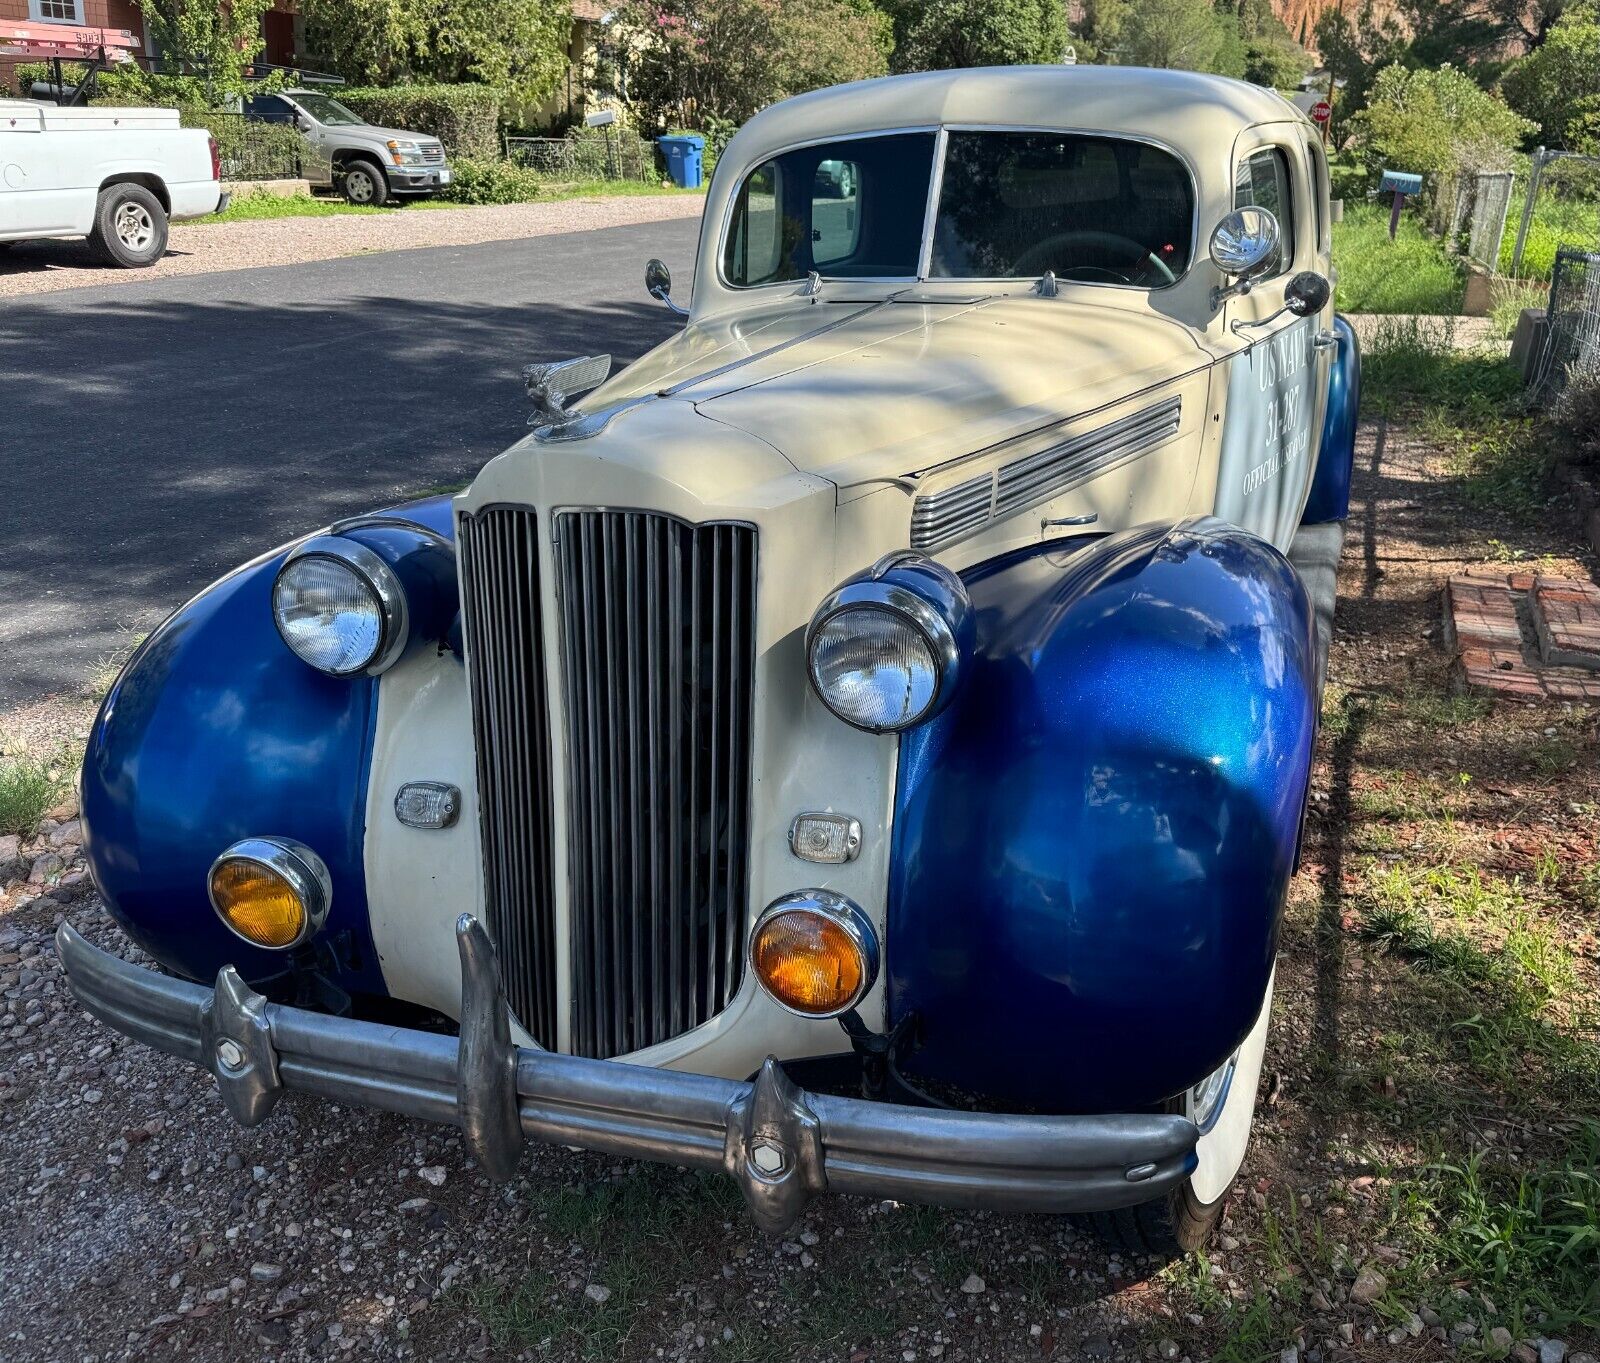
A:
588,294,1208,492
353,125,440,144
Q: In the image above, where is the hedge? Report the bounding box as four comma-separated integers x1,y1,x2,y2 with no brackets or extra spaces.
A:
336,85,502,160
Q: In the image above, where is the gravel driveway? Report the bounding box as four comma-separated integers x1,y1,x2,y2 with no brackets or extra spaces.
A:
0,194,705,299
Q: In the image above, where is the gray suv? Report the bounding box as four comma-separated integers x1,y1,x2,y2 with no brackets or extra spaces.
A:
245,90,451,205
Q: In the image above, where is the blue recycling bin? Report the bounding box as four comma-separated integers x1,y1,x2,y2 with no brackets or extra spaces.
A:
658,134,704,190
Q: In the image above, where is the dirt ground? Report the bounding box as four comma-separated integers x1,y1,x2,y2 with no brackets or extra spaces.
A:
2,410,1596,1363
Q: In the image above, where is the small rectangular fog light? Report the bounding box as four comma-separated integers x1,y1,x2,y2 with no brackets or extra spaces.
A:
788,813,861,864
395,782,461,829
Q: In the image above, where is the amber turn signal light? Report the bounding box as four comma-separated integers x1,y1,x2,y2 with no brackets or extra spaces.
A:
749,891,878,1018
208,838,331,950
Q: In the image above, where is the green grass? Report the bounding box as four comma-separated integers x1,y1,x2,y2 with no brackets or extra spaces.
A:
1332,200,1464,315
0,745,71,838
1498,187,1600,282
199,180,700,226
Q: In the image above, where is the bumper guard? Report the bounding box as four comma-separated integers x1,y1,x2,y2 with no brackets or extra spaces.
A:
56,915,1198,1233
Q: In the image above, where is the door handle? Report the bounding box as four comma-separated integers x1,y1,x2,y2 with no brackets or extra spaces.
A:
1313,329,1339,350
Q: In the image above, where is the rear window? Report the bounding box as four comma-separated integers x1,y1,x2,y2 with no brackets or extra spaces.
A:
930,132,1194,288
722,133,937,287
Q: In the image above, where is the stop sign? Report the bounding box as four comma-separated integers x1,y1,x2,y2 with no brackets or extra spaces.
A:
1310,100,1332,125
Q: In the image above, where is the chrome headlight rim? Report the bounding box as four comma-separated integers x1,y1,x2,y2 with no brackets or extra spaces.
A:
273,534,409,677
748,889,881,1019
806,577,961,735
206,836,332,951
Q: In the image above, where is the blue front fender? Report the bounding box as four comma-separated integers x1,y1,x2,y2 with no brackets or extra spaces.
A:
888,518,1318,1112
80,496,456,998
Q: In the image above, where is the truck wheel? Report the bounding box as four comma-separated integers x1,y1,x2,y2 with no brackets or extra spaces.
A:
340,161,388,206
88,184,168,268
1078,974,1275,1259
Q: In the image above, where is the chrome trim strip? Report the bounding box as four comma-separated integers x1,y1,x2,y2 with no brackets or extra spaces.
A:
58,918,1201,1235
910,396,1184,551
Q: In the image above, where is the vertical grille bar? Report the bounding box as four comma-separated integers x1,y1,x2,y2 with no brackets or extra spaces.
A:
555,511,757,1060
456,508,558,1048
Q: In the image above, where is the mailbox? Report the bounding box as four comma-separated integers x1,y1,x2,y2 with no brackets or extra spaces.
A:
1379,170,1423,196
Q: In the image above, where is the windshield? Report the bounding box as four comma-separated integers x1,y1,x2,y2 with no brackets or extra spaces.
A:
291,93,365,127
722,133,936,286
722,130,1194,290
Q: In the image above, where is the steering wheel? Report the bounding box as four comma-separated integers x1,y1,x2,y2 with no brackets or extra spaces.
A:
1011,230,1178,287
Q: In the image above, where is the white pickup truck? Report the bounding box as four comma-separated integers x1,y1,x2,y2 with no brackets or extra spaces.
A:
0,99,225,267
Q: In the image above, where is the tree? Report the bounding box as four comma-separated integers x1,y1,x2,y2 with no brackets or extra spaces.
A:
1313,0,1406,133
1113,0,1238,74
1351,63,1537,183
299,0,572,105
884,0,1067,72
609,0,891,127
135,0,275,101
1501,1,1600,150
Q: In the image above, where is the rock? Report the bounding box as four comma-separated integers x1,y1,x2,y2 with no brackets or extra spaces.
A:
48,819,82,848
0,834,20,877
1349,1267,1386,1305
257,1320,289,1346
1566,1354,1597,1363
250,1263,283,1283
1514,1346,1539,1363
1158,1340,1180,1360
958,1274,985,1295
1488,1326,1514,1358
1280,1348,1300,1363
417,1165,446,1187
1338,1325,1354,1345
28,853,64,885
1421,1306,1443,1327
584,1283,611,1304
398,1197,432,1214
1540,1342,1568,1363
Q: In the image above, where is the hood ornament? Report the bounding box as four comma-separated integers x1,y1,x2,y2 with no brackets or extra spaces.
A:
524,354,612,428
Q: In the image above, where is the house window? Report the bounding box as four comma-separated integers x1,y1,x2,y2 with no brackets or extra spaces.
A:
30,0,86,22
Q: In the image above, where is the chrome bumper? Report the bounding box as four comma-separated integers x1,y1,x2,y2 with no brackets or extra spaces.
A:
56,915,1198,1233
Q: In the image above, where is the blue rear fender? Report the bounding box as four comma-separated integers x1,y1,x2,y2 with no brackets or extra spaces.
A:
888,517,1318,1112
1302,314,1362,525
80,495,456,999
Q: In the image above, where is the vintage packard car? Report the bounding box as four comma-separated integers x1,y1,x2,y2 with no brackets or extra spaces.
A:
59,65,1360,1254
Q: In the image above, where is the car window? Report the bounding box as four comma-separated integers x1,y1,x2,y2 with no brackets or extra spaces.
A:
289,94,366,127
1234,148,1296,274
930,132,1194,288
722,133,935,287
245,95,295,124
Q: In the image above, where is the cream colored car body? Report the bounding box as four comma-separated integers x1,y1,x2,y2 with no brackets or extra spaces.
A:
365,67,1333,1108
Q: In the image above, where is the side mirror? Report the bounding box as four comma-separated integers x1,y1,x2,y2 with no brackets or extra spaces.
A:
1283,270,1331,316
645,258,687,316
1209,207,1281,308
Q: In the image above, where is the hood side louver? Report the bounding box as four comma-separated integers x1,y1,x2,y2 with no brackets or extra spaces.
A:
911,395,1183,551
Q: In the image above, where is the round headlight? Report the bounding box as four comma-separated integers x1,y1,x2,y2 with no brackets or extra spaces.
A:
806,555,971,733
749,890,879,1018
208,837,331,950
272,536,408,676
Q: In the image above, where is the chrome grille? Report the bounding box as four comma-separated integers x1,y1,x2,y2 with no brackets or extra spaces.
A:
456,507,559,1047
554,512,757,1060
911,395,1184,550
422,143,445,164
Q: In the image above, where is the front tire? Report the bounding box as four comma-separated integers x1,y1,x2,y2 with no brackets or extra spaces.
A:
1080,972,1275,1258
88,184,168,268
340,160,388,206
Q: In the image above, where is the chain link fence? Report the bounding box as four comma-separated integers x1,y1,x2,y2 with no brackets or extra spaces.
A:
504,130,658,183
1529,247,1600,403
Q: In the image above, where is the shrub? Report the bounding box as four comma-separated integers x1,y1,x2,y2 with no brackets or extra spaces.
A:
1500,1,1600,152
435,156,543,205
1549,376,1600,468
337,84,502,160
1352,63,1536,192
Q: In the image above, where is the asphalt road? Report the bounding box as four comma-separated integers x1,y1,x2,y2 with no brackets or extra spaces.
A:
0,218,699,706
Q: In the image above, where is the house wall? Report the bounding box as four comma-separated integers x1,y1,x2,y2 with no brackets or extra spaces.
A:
2,0,144,96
